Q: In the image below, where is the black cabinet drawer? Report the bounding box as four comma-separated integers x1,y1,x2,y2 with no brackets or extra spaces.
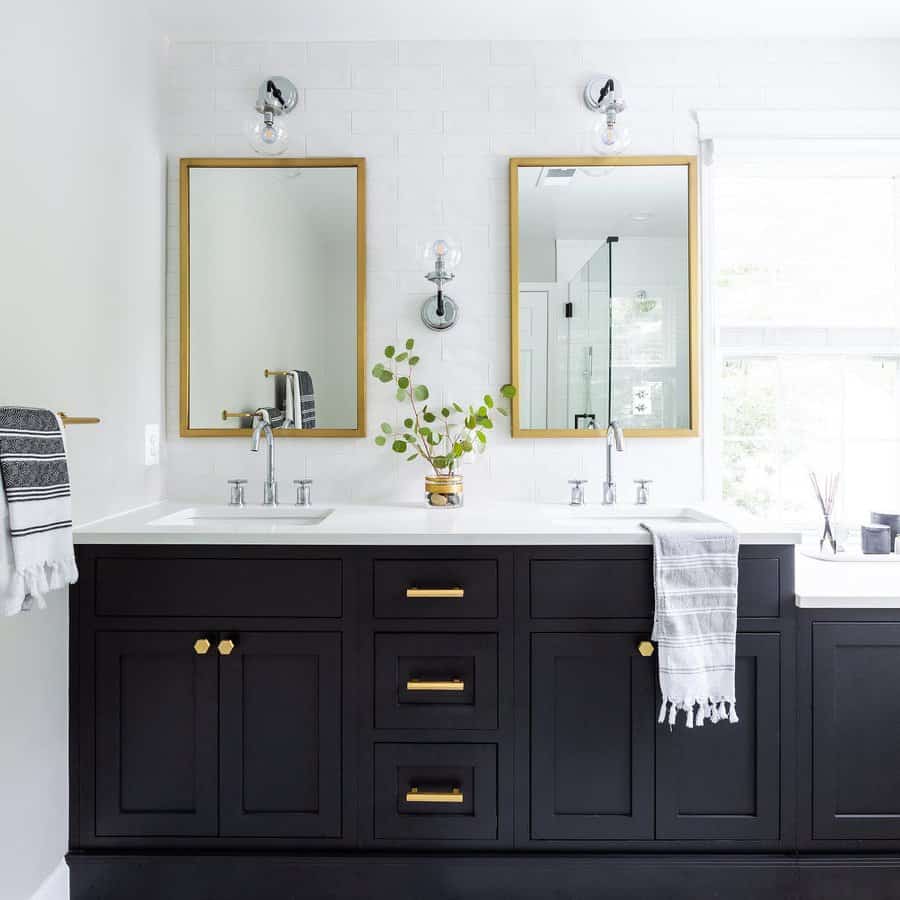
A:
373,559,498,618
373,743,498,841
530,558,652,618
374,633,498,730
529,552,783,619
94,556,342,618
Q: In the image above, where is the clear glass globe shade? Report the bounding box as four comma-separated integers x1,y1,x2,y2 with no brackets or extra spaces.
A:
420,237,462,269
591,121,631,155
248,118,289,155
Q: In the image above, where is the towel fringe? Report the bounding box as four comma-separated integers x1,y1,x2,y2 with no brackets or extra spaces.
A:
658,695,738,729
20,558,79,602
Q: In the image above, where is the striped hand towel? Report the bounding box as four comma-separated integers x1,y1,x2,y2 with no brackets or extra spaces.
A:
641,520,739,729
0,408,78,615
295,370,316,428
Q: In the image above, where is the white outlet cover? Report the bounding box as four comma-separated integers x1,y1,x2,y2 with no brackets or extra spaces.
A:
145,423,160,466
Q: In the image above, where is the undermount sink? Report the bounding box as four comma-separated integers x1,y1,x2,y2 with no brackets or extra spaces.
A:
550,506,716,527
150,506,334,527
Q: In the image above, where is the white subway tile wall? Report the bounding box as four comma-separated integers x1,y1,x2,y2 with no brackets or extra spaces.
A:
163,39,900,505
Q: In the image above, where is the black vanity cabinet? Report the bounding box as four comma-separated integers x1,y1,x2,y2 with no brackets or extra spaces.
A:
69,542,900,899
800,613,900,847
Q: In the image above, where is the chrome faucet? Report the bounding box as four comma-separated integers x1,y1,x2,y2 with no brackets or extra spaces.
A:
250,409,278,506
602,420,624,505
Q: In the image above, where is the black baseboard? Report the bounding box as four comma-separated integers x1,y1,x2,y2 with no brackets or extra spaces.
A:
67,853,900,900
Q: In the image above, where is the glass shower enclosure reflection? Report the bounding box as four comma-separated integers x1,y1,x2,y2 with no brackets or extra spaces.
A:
521,235,683,431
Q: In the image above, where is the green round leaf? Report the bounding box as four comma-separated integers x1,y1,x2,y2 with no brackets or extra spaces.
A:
500,384,516,398
397,376,410,389
433,456,448,469
372,363,384,377
379,370,394,383
396,388,407,401
476,430,486,443
452,402,463,413
406,453,418,461
408,355,420,366
462,440,473,452
413,384,429,402
440,407,451,418
403,417,414,429
395,352,408,363
384,345,395,358
405,338,415,350
392,440,407,453
380,422,392,434
484,394,494,408
496,407,508,416
374,435,387,446
480,418,494,429
477,405,487,417
423,411,436,423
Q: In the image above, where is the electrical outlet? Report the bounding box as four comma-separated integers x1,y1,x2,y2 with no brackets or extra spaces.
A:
144,424,160,466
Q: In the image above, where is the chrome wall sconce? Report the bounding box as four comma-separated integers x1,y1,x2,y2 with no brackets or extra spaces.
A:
247,76,298,155
583,74,631,155
420,237,462,331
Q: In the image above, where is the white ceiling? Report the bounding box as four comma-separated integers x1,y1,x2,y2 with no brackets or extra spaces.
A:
150,0,900,42
518,165,687,243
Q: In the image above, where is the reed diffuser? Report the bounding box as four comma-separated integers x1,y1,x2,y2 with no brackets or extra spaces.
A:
809,471,840,554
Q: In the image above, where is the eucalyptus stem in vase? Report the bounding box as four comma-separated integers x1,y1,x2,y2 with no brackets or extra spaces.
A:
372,338,516,507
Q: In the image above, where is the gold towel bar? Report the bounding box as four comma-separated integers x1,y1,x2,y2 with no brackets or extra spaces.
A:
58,413,101,426
222,410,256,421
405,788,464,804
264,369,292,378
406,679,465,692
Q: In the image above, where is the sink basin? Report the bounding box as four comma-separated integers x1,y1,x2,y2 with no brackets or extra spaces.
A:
550,506,716,527
150,506,334,528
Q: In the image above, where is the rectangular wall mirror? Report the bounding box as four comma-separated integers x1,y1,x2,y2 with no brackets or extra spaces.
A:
510,156,698,438
179,157,366,437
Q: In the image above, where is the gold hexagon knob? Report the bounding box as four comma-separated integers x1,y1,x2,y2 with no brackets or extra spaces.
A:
217,638,236,656
637,640,655,658
193,638,211,656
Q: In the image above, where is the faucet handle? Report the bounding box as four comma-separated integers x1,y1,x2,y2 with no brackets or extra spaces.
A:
568,479,588,506
227,478,248,507
634,479,653,505
293,478,313,507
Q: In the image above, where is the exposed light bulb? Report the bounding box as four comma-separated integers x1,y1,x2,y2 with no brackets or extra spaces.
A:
421,237,462,269
592,120,631,155
248,112,288,156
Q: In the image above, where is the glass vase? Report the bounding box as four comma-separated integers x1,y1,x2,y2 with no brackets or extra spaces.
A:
425,474,464,508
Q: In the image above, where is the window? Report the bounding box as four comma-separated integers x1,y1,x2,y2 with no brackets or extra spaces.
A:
712,152,900,528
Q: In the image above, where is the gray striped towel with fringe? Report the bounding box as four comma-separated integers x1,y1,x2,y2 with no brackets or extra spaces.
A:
0,407,78,614
641,520,739,729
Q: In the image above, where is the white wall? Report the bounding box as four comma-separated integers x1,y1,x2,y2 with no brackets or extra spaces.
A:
162,38,900,506
0,3,164,898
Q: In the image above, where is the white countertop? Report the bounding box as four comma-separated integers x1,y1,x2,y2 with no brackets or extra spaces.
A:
796,550,900,608
73,500,800,547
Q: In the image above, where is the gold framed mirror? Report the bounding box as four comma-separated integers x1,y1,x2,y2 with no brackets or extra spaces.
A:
179,157,366,437
510,156,699,438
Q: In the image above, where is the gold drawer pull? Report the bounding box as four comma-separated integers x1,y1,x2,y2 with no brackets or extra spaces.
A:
406,679,465,692
405,787,464,804
406,587,465,599
193,638,212,656
637,640,655,657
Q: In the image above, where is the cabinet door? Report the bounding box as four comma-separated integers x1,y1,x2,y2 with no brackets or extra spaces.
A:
219,632,342,838
531,633,655,840
812,622,900,840
95,631,218,837
655,633,781,840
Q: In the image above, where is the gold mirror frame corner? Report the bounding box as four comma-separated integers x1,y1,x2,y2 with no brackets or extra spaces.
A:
178,156,367,438
508,155,700,440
